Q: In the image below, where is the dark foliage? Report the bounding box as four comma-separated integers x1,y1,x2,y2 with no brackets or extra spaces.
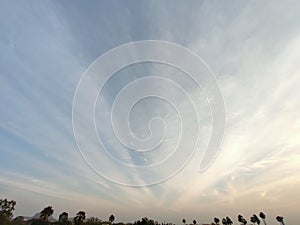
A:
259,212,266,220
221,218,227,225
109,215,115,224
74,211,86,225
213,218,220,225
276,216,284,222
0,199,16,225
133,217,156,225
40,206,54,222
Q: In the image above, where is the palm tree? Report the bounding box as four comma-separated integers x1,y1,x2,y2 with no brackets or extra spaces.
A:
250,214,260,225
276,216,285,225
254,215,260,225
214,217,220,225
259,212,266,225
59,212,68,222
238,215,243,223
58,212,71,225
182,219,186,225
226,217,233,225
193,219,197,225
238,215,247,225
250,216,256,225
109,214,115,224
222,218,227,225
74,211,86,225
40,206,54,222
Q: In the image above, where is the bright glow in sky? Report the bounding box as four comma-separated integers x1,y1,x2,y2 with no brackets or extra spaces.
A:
1,1,300,224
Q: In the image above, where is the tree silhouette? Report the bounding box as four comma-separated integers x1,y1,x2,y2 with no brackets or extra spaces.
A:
109,215,115,224
276,216,285,225
259,212,266,225
226,217,233,225
59,212,68,222
134,217,156,225
250,215,258,225
0,198,16,225
0,199,16,219
254,215,260,225
86,217,102,225
74,211,86,225
193,219,197,225
40,206,54,222
182,219,186,224
222,218,227,225
57,212,71,225
250,214,260,225
214,217,220,225
238,215,247,225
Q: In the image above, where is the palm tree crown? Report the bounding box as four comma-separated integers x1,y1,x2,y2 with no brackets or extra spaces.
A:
214,217,220,225
109,214,115,223
74,211,86,225
40,206,54,222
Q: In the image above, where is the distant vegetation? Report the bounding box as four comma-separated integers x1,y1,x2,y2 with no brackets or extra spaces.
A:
1,198,287,225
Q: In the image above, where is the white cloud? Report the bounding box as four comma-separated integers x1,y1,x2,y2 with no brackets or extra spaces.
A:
1,1,300,224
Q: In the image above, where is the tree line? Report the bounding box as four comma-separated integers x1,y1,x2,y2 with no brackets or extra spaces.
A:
0,198,286,225
207,213,286,225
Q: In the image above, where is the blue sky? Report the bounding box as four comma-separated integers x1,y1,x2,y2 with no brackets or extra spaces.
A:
1,0,300,224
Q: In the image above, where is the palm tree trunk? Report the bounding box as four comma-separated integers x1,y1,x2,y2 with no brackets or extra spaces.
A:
262,219,267,225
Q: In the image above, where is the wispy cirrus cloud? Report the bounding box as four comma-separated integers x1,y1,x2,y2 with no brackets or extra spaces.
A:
1,0,300,224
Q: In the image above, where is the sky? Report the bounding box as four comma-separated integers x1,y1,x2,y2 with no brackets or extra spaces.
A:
0,0,300,224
